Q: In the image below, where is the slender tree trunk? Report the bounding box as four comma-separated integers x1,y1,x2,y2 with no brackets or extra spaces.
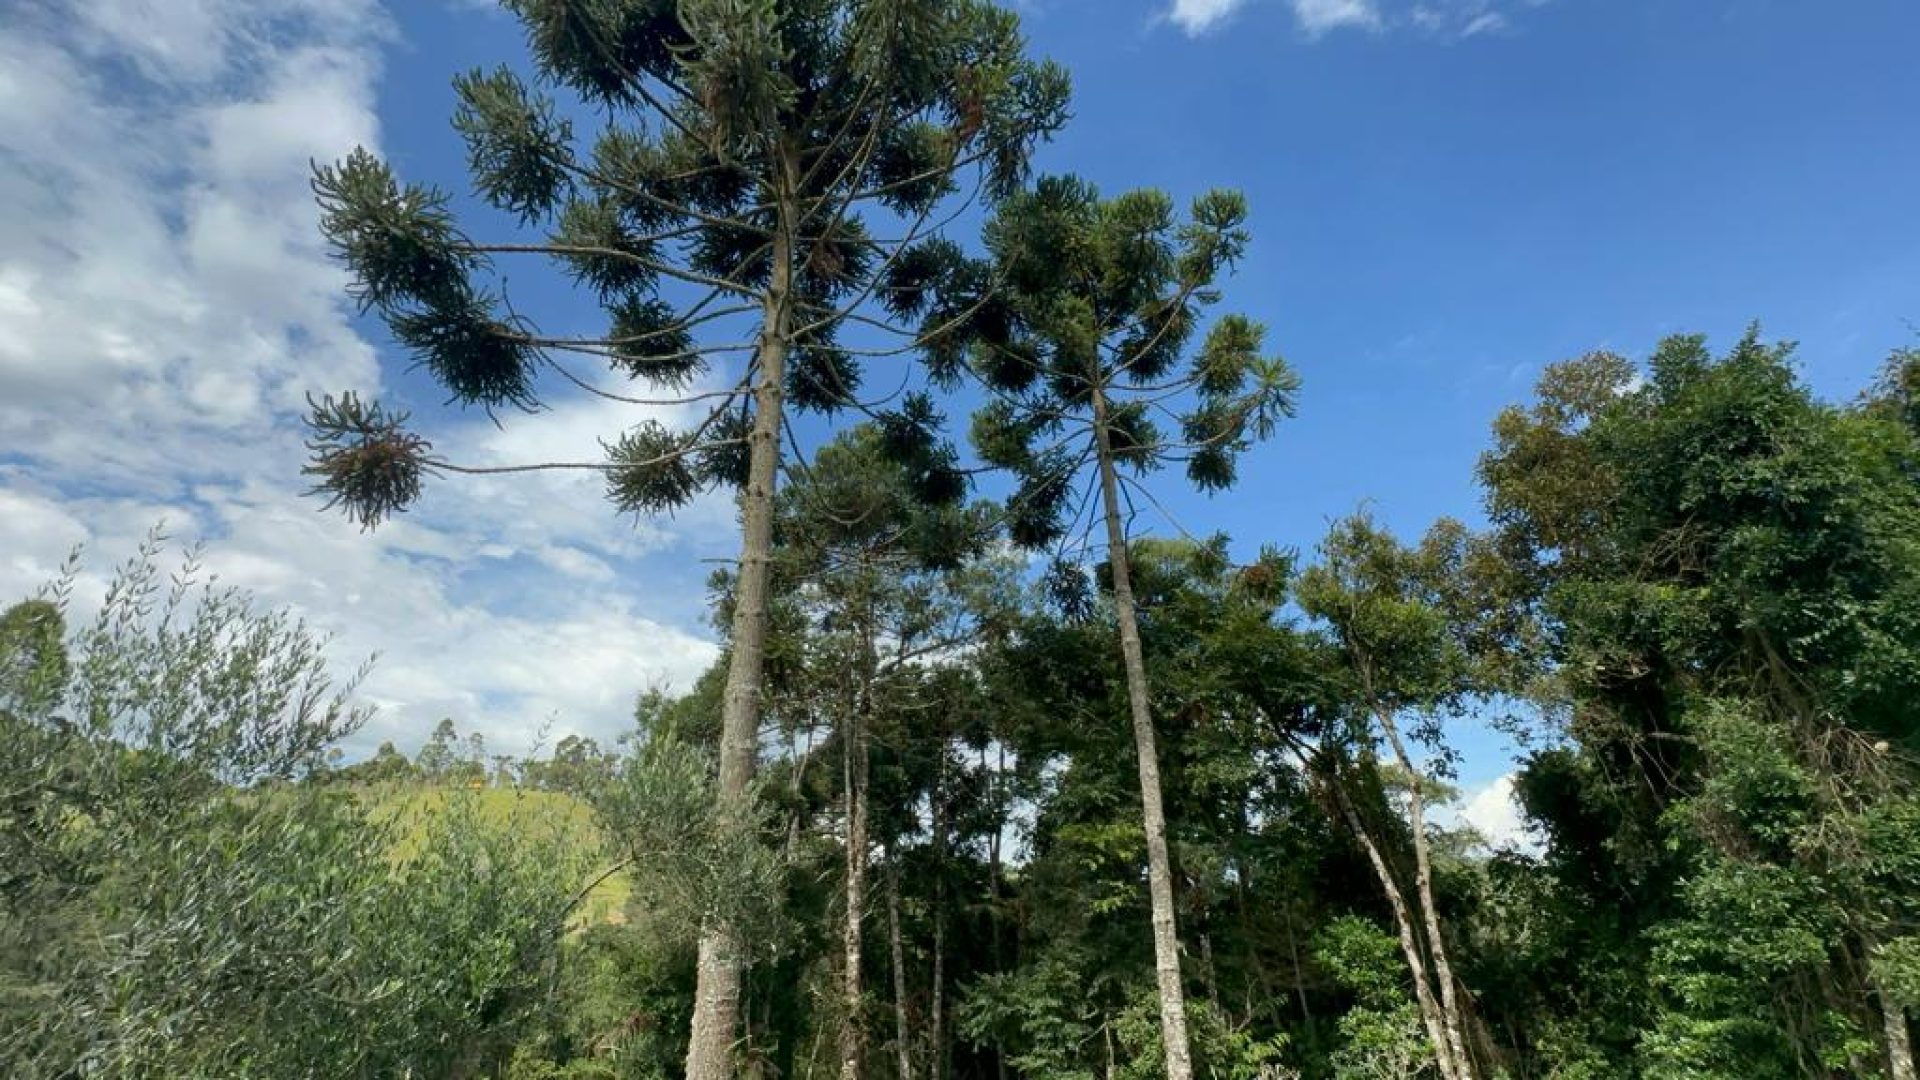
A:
930,748,949,1080
1330,774,1460,1080
841,699,871,1080
787,720,814,859
685,193,794,1080
1090,384,1194,1080
1105,1015,1118,1079
1199,927,1222,1014
1881,987,1916,1080
985,742,1009,1080
1232,856,1285,1028
1281,904,1314,1038
1376,708,1475,1080
887,849,914,1080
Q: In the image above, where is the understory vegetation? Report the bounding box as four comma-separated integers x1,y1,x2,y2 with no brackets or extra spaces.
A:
7,334,1919,1078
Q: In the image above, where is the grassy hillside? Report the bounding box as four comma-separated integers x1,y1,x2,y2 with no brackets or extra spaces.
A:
368,784,632,929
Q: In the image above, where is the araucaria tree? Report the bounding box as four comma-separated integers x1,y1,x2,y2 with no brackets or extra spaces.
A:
301,3,1065,1076
946,175,1298,1078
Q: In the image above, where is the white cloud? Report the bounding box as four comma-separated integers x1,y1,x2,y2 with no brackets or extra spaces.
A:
0,1,727,760
1413,0,1531,39
1291,0,1382,36
1450,773,1540,854
1166,0,1544,39
1168,0,1252,34
0,3,381,480
0,487,89,590
1461,11,1508,37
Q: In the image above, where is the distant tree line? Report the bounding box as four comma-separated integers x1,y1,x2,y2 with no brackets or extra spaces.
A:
333,720,619,795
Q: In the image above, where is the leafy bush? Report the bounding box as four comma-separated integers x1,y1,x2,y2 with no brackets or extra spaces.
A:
0,535,585,1078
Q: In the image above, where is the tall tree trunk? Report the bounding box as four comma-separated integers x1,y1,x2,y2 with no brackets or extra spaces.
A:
1376,708,1475,1080
1881,987,1916,1080
685,194,794,1080
1330,773,1460,1080
1105,1015,1118,1079
1199,927,1222,1014
840,700,871,1080
985,742,1009,1080
930,747,949,1080
1278,900,1314,1039
1090,384,1194,1080
887,849,914,1080
787,720,815,859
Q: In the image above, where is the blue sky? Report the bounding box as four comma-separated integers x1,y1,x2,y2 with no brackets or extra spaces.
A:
3,0,1917,835
378,0,1920,550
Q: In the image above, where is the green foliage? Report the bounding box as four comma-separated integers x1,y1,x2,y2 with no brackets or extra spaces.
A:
306,0,1069,527
961,946,1106,1080
962,947,1301,1080
1481,332,1920,1077
1113,996,1296,1080
592,712,787,960
301,392,433,530
1297,512,1503,734
0,537,585,1078
1866,346,1920,436
1315,917,1439,1080
0,598,66,718
1873,936,1920,1011
936,174,1296,551
522,735,617,798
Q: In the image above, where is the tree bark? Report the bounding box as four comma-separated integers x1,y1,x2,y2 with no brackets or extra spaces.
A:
1376,708,1475,1080
1199,928,1222,1014
787,721,816,861
1331,773,1460,1080
1279,901,1314,1038
985,742,1009,1080
1881,988,1915,1080
684,192,794,1080
930,746,949,1080
840,698,870,1080
887,849,914,1080
1090,384,1194,1080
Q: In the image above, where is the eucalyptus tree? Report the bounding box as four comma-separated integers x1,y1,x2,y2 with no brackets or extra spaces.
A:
300,3,1066,1073
922,174,1297,1079
1295,515,1497,1080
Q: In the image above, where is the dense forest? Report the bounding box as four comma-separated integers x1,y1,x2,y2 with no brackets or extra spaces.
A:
4,2,1919,1078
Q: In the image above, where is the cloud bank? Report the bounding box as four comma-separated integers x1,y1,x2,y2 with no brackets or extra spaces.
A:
0,1,723,759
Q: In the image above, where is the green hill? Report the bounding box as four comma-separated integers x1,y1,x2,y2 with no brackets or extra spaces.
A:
368,783,632,929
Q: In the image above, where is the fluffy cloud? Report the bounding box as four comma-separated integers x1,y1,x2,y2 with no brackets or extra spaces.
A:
1451,773,1539,853
0,2,383,482
1166,0,1543,39
0,1,724,759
